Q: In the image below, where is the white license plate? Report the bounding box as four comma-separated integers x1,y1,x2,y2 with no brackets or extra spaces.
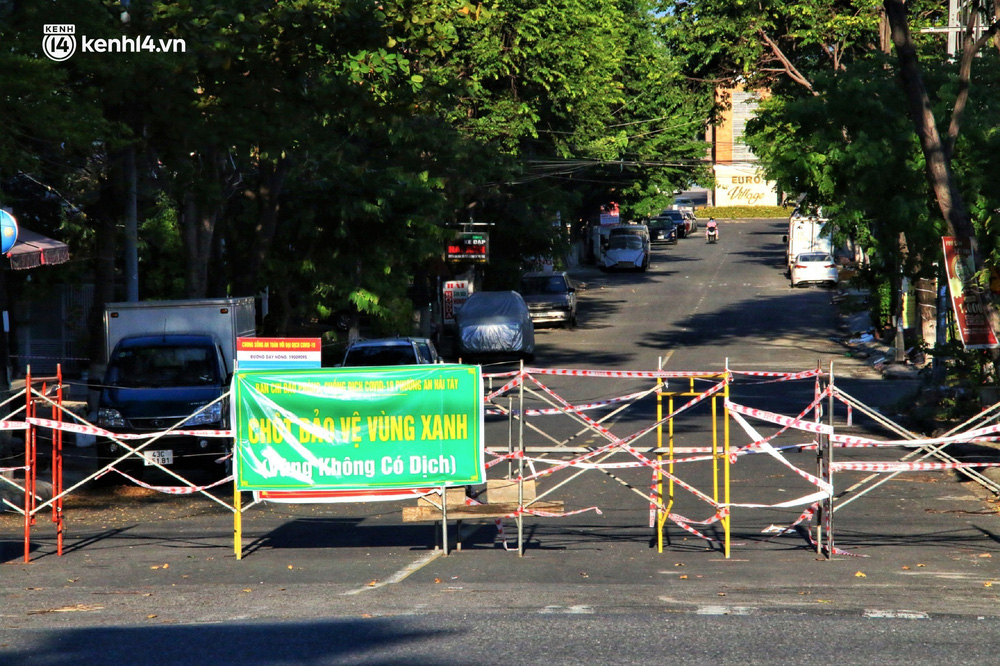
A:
142,449,174,466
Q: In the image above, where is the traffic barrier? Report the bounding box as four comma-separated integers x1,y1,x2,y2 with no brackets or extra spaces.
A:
12,360,1000,563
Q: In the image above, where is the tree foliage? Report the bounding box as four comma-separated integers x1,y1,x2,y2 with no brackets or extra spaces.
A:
0,0,717,347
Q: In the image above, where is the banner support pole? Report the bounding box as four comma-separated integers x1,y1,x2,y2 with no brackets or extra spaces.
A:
234,479,242,560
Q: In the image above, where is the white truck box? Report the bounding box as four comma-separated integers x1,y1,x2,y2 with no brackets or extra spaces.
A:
103,297,256,371
786,217,832,271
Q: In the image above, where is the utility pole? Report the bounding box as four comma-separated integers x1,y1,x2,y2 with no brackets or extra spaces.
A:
124,145,139,302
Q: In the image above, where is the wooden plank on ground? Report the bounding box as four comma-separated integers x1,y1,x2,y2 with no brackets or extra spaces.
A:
402,500,564,522
485,479,536,504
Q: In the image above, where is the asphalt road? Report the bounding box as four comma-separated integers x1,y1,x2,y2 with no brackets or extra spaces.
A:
3,218,1000,664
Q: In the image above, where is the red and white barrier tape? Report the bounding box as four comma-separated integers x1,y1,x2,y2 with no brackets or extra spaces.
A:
485,390,651,417
104,469,234,494
618,378,729,449
831,421,1000,449
0,420,29,431
667,508,730,543
523,368,676,379
483,374,524,402
731,387,832,459
26,417,231,439
729,410,832,503
730,368,823,380
726,400,834,434
484,370,521,380
831,461,1000,473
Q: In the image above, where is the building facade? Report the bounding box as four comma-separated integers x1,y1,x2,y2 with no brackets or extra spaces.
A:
711,87,780,208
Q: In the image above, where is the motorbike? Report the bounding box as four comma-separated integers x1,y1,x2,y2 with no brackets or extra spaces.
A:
706,227,718,244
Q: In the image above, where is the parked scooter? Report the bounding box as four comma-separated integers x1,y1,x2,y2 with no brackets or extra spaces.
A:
706,218,718,244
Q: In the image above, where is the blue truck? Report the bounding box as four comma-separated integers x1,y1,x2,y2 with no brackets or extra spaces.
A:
95,298,256,474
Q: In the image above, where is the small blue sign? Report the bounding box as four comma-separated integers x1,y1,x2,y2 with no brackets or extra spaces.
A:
0,210,18,254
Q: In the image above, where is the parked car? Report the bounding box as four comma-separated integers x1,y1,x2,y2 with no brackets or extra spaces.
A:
790,252,838,288
672,197,695,213
683,210,698,233
518,271,577,328
658,209,691,238
455,291,535,361
647,217,678,245
603,224,650,271
604,234,649,271
341,337,440,366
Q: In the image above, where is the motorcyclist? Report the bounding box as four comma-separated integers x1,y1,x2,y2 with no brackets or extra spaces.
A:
706,218,718,241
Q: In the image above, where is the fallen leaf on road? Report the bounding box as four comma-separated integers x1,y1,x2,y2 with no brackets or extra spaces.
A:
679,575,688,580
917,563,926,567
985,582,993,588
979,553,993,558
147,614,157,619
367,580,379,587
434,578,442,584
242,588,252,593
902,566,911,570
855,571,867,578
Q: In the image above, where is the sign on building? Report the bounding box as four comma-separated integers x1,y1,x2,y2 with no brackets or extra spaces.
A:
713,164,778,207
442,280,472,326
446,231,489,263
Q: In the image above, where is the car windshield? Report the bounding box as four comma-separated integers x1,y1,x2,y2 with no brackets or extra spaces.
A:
799,253,833,263
416,342,434,363
109,345,218,388
609,235,643,250
521,276,568,294
343,344,416,366
648,219,671,230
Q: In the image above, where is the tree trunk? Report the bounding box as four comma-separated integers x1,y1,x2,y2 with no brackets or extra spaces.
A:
180,169,220,298
884,1,974,239
234,156,290,299
916,276,936,354
883,1,1000,340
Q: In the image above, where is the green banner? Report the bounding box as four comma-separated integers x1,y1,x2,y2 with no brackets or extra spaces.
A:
232,365,484,491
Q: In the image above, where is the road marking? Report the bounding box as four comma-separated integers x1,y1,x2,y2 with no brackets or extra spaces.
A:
695,605,757,616
899,571,980,580
539,605,595,614
659,349,675,367
863,609,930,619
343,551,442,595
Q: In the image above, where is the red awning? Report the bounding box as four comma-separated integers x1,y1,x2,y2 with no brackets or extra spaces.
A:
5,228,70,270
